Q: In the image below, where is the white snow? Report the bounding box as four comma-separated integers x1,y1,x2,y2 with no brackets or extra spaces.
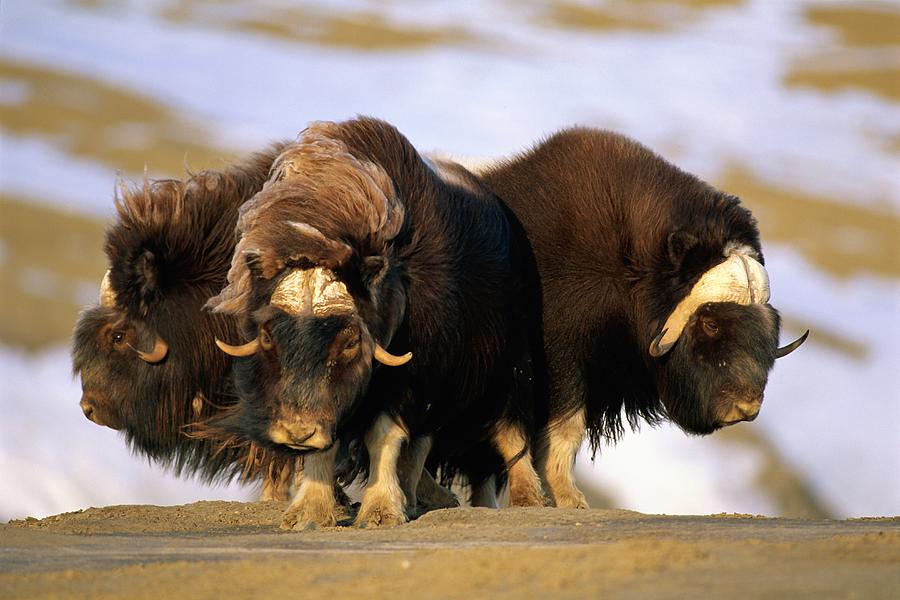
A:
0,345,253,521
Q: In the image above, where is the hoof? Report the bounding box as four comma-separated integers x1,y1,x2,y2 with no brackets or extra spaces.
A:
554,490,589,509
509,484,545,508
354,505,408,529
280,497,337,531
417,485,460,512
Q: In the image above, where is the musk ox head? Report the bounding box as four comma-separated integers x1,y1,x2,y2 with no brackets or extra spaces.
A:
72,241,235,460
70,159,277,465
649,237,808,435
73,270,170,431
208,126,409,453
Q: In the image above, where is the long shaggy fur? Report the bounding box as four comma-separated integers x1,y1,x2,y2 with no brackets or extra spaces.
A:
482,128,780,451
209,133,404,316
209,117,540,491
72,144,296,484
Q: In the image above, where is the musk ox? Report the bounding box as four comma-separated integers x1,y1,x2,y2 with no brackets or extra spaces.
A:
208,117,544,528
71,145,303,499
480,128,808,509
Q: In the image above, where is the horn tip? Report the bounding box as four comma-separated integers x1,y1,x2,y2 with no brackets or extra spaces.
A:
775,329,810,359
649,328,672,358
373,345,413,366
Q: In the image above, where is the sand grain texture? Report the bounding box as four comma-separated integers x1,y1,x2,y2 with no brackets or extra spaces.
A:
1,502,897,599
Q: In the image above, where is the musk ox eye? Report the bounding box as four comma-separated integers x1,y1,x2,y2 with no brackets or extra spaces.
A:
332,327,362,363
701,319,720,338
111,331,125,346
342,332,360,354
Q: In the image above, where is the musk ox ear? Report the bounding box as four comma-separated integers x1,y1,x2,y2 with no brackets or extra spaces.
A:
118,249,160,314
361,256,389,288
136,250,158,296
667,230,699,269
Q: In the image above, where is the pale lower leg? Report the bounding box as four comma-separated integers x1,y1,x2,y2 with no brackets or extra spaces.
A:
355,413,409,527
494,423,544,507
281,443,339,529
535,408,588,509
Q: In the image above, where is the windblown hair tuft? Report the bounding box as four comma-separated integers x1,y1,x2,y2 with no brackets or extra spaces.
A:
208,125,405,316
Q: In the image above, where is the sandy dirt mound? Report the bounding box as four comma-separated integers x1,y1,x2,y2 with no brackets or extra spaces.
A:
2,502,898,599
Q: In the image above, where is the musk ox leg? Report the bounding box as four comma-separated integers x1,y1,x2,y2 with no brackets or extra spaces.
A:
494,423,544,507
259,457,300,502
355,413,409,528
278,456,347,515
536,408,588,509
281,444,339,530
333,481,354,521
399,435,460,515
290,456,304,495
398,435,431,513
274,457,353,516
416,469,460,512
470,475,499,508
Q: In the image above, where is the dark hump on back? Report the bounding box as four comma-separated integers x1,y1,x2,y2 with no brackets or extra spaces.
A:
307,117,427,192
483,128,761,273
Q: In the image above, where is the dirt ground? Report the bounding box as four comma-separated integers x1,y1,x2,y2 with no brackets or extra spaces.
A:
1,502,897,599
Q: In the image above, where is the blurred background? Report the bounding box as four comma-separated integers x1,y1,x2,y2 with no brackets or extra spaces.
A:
1,0,898,521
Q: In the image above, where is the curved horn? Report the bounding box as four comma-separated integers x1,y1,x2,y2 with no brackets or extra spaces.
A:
215,337,260,357
775,330,809,359
132,335,169,363
99,270,116,308
649,251,770,357
374,344,412,367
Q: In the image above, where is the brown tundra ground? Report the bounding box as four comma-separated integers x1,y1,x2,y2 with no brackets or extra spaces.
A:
1,502,898,599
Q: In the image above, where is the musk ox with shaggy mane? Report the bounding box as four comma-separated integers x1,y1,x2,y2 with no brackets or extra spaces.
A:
208,117,544,528
71,145,304,499
480,128,807,509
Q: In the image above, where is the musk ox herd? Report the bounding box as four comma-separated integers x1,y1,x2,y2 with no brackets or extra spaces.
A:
72,116,807,528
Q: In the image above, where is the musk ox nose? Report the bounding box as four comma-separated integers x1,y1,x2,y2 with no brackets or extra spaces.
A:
80,392,123,429
722,398,762,425
80,394,99,423
269,421,335,451
287,426,317,446
736,400,760,422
